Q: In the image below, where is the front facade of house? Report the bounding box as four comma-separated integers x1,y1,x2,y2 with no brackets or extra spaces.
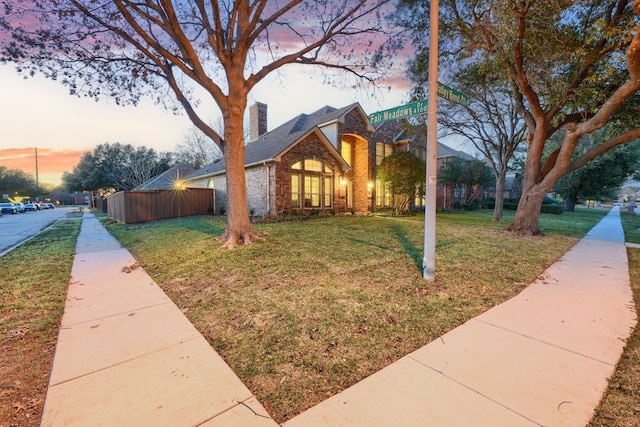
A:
185,103,478,216
186,104,374,216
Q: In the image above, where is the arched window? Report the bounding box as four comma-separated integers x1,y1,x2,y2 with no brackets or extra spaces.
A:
291,159,334,209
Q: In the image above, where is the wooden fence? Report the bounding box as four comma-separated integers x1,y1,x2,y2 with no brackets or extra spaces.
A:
107,188,214,224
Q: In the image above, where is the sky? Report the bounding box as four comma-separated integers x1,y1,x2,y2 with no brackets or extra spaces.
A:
0,63,412,186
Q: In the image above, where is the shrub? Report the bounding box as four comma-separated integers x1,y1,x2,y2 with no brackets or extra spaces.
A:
540,204,564,215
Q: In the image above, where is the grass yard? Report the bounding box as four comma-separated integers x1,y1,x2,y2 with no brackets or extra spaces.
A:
0,216,82,426
103,207,608,422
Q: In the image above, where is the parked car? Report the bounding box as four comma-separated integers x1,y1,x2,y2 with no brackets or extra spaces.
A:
13,202,25,213
24,203,37,211
0,202,17,214
39,202,49,209
46,203,55,209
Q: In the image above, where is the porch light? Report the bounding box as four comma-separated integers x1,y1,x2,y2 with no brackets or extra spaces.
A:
173,179,186,190
339,177,347,186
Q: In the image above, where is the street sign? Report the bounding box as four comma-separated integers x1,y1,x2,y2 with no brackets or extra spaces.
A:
368,83,467,126
369,100,428,125
437,82,468,107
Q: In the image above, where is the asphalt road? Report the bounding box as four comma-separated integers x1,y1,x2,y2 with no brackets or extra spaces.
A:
0,206,75,255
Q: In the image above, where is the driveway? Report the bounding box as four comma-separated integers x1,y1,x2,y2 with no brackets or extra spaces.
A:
0,206,76,255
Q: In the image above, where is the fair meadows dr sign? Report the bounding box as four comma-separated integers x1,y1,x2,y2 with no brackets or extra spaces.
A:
369,82,469,125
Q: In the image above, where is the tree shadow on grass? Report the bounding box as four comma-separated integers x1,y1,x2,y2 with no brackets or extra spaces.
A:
389,223,423,270
388,223,458,272
175,216,226,237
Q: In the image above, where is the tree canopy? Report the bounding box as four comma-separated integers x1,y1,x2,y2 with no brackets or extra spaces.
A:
376,151,426,215
0,166,42,197
554,134,640,210
62,143,173,194
438,157,494,209
174,126,223,169
416,61,526,220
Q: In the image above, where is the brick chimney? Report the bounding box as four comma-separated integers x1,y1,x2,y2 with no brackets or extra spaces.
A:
249,102,268,141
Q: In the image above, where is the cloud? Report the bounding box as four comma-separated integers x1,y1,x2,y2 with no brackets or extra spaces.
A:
0,147,89,185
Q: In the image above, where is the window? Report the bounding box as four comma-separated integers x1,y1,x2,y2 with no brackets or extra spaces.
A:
304,176,321,207
291,174,301,208
324,177,333,207
412,145,426,162
291,159,333,209
375,179,392,208
341,141,352,166
376,142,393,166
304,159,322,172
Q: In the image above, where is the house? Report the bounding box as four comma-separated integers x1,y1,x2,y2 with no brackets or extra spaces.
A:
133,163,196,191
106,163,211,223
185,103,375,216
183,103,480,217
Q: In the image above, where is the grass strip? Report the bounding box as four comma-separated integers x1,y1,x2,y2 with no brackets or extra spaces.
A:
0,215,82,426
589,210,640,427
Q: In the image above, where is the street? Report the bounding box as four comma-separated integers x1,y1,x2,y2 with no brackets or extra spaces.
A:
0,206,76,255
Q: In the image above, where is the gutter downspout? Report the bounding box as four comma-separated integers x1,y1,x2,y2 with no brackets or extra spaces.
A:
264,163,271,216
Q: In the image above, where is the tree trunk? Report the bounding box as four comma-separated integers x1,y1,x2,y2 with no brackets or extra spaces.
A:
218,97,265,248
493,170,507,221
507,184,549,235
565,195,577,212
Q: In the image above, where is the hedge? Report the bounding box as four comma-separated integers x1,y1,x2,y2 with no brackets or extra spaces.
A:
485,198,564,215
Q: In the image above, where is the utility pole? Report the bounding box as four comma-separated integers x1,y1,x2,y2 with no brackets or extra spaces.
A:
35,147,39,189
423,0,439,281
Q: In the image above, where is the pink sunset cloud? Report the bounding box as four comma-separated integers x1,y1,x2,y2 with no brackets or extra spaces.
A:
0,147,89,185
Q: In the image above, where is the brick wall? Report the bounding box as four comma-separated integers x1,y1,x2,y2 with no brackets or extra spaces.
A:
276,133,347,214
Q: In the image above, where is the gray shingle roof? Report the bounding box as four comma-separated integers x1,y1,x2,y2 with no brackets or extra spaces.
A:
186,104,359,180
395,128,475,161
134,163,195,190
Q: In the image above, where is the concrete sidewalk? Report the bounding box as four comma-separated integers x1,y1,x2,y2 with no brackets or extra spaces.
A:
41,213,277,427
42,208,636,426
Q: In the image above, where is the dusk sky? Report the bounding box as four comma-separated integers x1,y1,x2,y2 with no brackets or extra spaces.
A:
1,63,410,186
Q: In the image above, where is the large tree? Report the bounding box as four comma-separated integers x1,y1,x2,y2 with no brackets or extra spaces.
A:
62,143,172,194
398,0,640,235
0,166,42,196
1,0,398,247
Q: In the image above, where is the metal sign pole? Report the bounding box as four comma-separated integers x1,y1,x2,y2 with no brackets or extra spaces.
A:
423,0,439,281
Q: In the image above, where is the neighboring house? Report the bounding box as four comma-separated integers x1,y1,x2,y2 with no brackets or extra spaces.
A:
133,163,196,190
502,172,523,200
372,121,479,210
185,103,374,216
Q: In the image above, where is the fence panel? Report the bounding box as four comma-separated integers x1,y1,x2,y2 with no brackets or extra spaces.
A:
107,188,213,223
